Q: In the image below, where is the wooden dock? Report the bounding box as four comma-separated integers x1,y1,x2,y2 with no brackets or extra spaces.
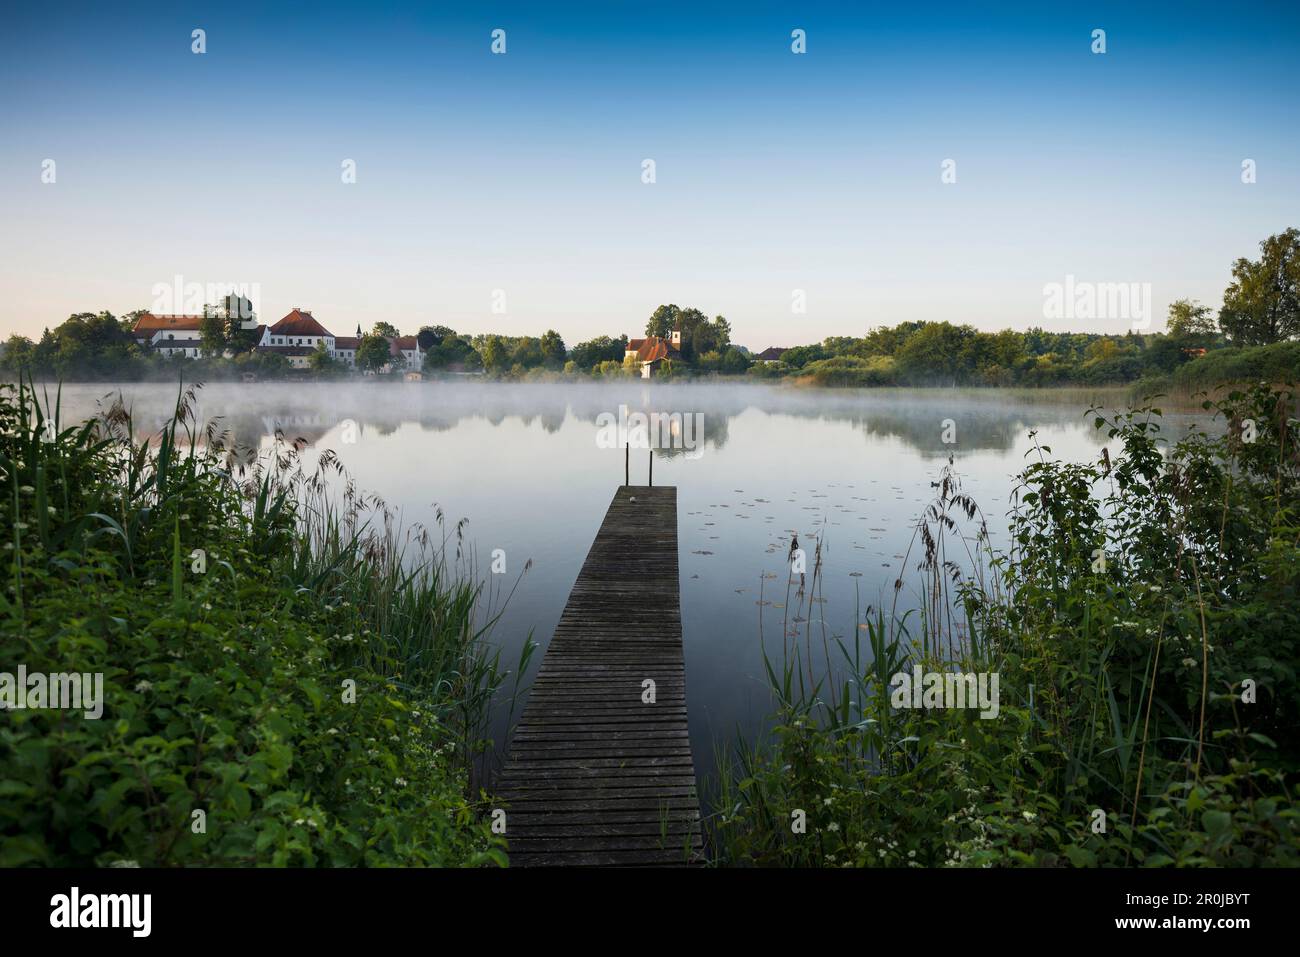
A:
495,485,703,866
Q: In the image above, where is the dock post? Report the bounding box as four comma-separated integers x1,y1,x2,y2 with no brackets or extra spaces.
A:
649,449,653,486
625,443,629,486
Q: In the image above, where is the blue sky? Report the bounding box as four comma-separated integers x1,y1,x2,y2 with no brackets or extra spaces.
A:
1,1,1297,346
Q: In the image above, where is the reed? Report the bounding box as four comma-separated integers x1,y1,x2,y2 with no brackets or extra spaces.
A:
708,382,1300,867
0,375,513,865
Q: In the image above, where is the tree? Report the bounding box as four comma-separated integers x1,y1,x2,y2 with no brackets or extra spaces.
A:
1084,338,1121,364
39,312,143,379
422,334,481,372
539,329,566,367
1166,298,1217,338
1218,228,1300,345
200,312,227,357
456,343,484,372
309,341,341,376
674,308,710,361
696,350,723,372
712,316,733,349
645,304,680,338
480,335,509,374
33,327,57,372
644,304,727,363
781,344,830,368
509,337,544,369
894,322,976,384
0,335,35,372
417,325,452,351
204,296,260,353
371,321,400,339
570,335,627,371
356,334,391,374
255,351,290,377
719,346,751,374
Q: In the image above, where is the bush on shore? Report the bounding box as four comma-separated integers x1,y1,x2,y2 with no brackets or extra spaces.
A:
712,382,1300,866
0,380,507,866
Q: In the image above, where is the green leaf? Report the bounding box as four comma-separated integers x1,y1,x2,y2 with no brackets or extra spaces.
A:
1202,810,1232,837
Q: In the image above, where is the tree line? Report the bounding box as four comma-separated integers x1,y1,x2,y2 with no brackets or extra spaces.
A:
3,228,1296,385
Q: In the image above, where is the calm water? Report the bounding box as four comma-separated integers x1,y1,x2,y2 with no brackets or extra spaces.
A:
48,380,1211,789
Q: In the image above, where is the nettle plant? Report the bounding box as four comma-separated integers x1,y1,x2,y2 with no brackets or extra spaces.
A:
0,379,507,866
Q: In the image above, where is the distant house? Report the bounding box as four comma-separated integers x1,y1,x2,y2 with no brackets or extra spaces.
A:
136,306,427,373
259,308,335,353
404,370,424,382
754,346,788,364
625,329,683,379
333,329,362,367
1182,347,1208,358
388,335,421,371
131,313,206,357
132,302,263,359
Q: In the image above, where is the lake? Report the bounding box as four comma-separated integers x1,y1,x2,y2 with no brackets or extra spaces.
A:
46,380,1212,792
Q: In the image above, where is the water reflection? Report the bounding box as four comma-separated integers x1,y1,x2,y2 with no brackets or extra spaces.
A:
59,381,1184,459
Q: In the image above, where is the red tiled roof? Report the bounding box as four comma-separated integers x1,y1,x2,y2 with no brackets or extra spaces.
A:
334,337,361,349
755,346,788,361
389,336,418,356
132,313,205,333
634,336,680,363
627,338,647,351
268,309,333,338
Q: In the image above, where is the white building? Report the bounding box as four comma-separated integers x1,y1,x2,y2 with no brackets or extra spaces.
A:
130,314,205,357
258,308,335,352
134,305,423,371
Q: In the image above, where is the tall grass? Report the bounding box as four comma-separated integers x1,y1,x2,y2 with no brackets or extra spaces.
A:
710,382,1300,867
1,375,517,864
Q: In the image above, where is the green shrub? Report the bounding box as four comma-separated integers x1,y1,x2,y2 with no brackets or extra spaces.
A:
0,380,507,866
712,383,1300,866
800,355,897,387
1172,342,1300,389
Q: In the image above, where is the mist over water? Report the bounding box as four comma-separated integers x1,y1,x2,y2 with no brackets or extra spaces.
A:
47,380,1212,786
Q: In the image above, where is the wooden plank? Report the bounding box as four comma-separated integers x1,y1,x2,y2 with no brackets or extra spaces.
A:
494,485,703,866
508,849,700,867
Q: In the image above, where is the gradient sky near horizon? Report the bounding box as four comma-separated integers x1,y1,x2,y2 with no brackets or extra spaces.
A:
1,1,1298,346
